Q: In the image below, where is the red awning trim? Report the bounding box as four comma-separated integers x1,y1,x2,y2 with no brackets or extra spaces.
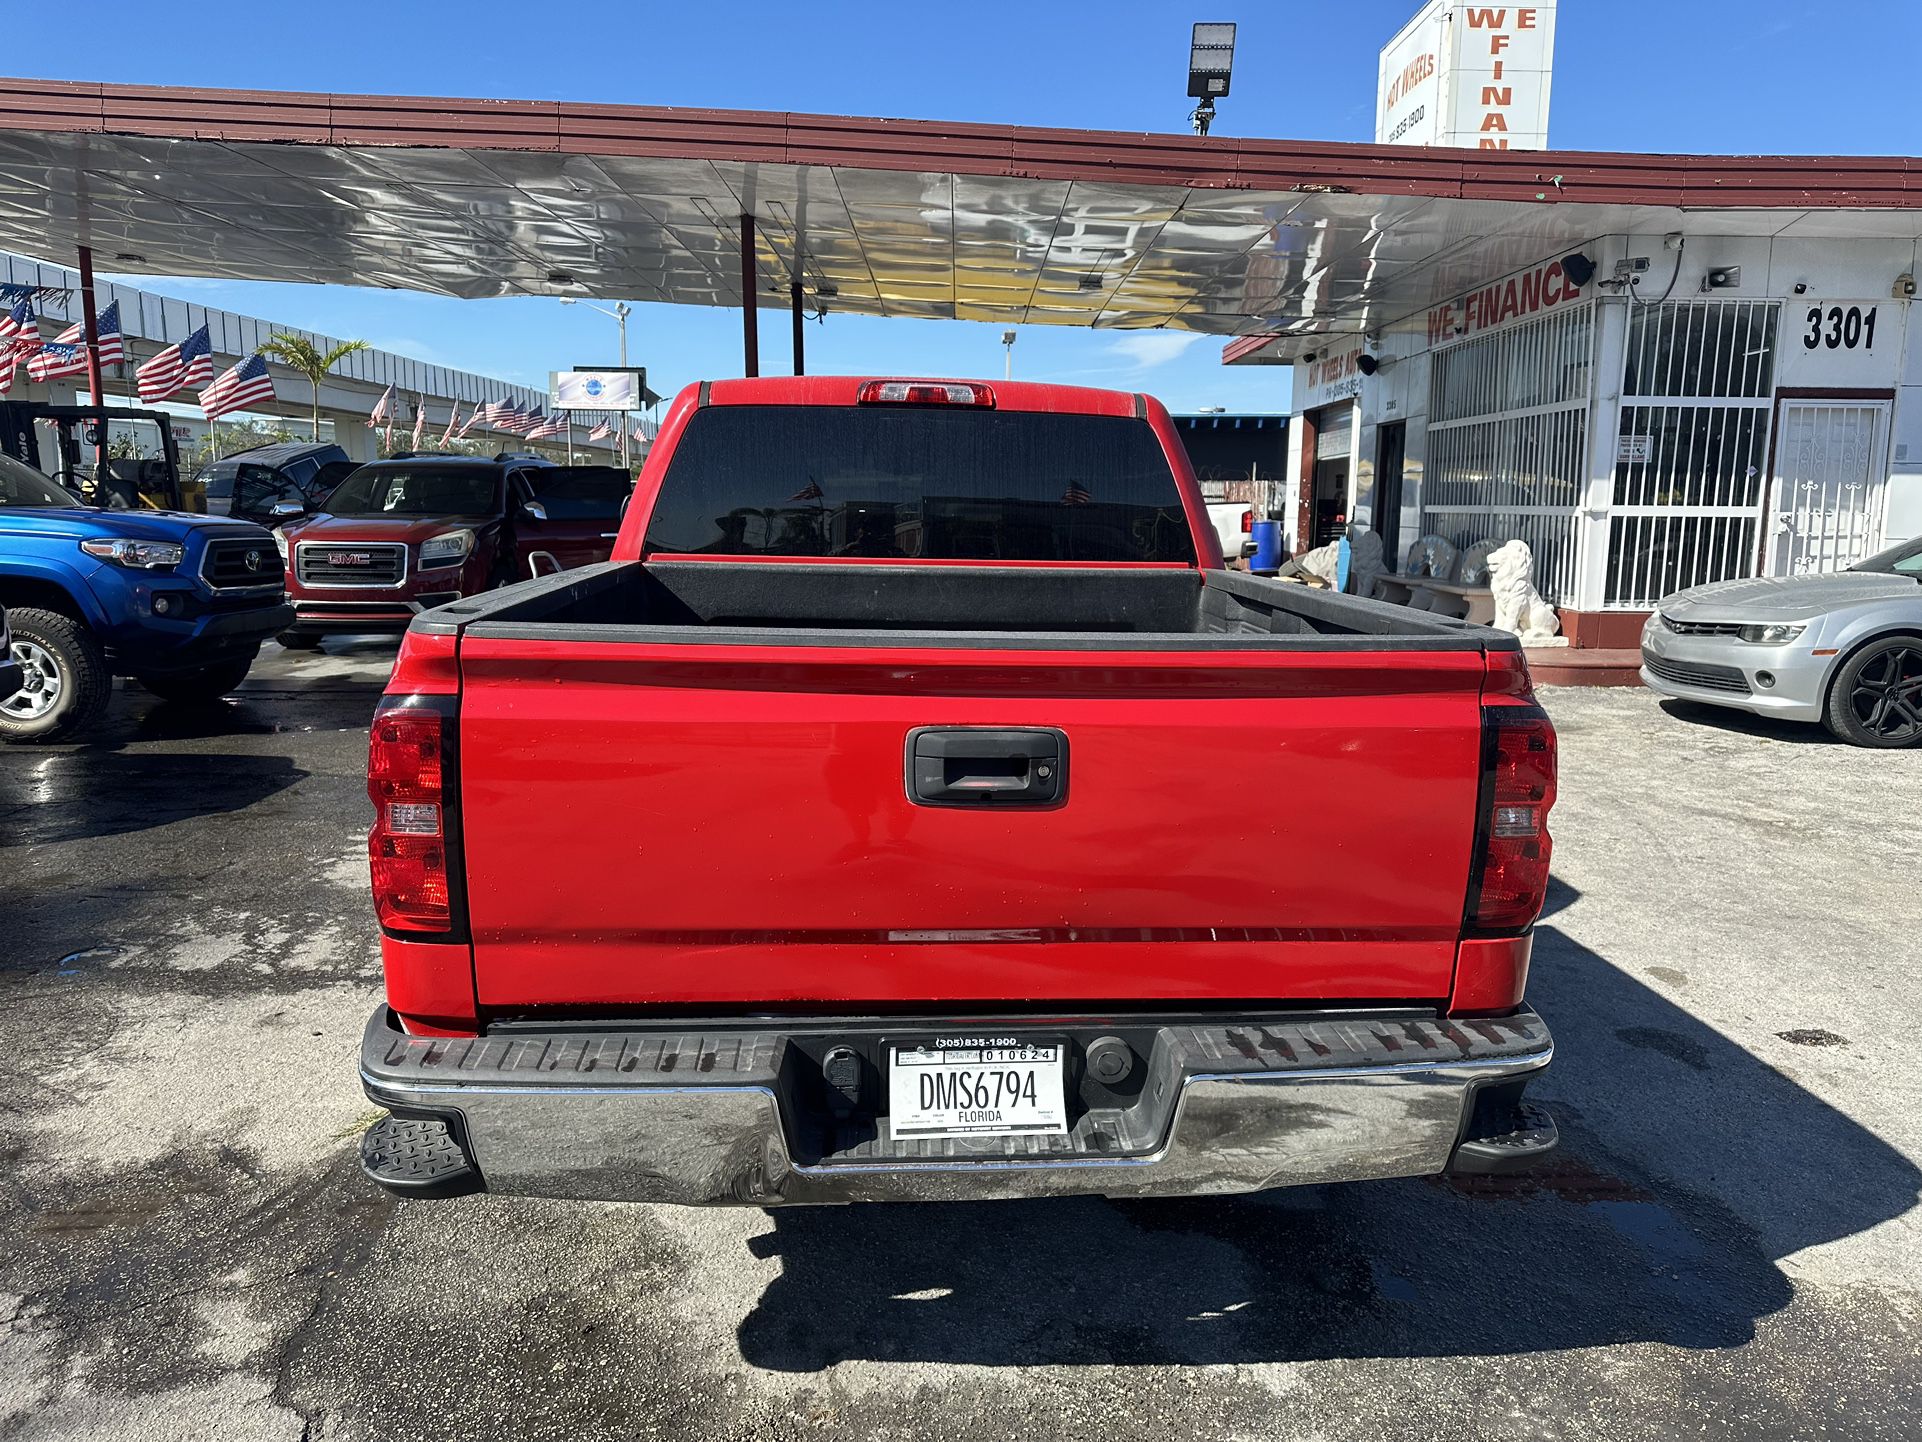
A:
4,77,1918,212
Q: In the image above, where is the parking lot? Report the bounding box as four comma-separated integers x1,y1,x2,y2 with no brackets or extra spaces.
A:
2,645,1919,1441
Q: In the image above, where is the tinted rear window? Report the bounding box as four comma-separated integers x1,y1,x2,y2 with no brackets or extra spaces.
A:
195,461,238,498
526,466,632,520
325,465,500,518
644,406,1196,562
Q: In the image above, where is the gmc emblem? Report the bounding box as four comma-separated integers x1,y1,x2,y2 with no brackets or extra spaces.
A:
327,552,373,566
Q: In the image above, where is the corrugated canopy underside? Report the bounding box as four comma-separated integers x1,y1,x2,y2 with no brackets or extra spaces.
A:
1,78,1917,358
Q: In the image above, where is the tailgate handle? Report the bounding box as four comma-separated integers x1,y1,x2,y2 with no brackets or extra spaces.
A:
906,728,1067,808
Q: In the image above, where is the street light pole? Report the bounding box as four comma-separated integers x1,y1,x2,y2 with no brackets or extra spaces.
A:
1002,329,1016,381
615,301,631,469
562,297,635,466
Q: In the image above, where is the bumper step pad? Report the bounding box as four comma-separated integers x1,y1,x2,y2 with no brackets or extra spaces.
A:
360,1114,479,1198
1451,1100,1559,1174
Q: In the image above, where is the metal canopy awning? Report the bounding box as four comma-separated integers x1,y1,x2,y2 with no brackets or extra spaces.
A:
1,77,1918,364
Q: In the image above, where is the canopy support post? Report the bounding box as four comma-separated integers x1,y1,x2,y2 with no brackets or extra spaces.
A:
76,245,107,483
739,214,759,378
791,282,805,377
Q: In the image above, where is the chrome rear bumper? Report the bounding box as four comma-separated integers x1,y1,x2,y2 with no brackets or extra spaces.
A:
359,1005,1554,1206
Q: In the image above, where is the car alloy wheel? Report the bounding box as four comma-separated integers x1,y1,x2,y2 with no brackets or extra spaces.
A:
1848,642,1922,742
3,639,63,720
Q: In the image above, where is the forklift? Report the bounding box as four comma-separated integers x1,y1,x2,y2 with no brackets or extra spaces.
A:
0,400,188,511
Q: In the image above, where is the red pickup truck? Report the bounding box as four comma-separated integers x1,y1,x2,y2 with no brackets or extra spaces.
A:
275,458,631,646
356,377,1559,1206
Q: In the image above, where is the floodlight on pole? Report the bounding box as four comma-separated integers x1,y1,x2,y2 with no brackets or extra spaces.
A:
1187,22,1237,137
1002,328,1017,381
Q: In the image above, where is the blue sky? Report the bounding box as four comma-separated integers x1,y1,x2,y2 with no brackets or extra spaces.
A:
44,0,1922,414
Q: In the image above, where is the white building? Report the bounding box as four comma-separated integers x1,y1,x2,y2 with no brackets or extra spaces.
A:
1233,231,1919,647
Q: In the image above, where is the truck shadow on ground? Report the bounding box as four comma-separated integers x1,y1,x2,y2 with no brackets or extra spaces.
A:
737,881,1921,1371
1656,697,1840,746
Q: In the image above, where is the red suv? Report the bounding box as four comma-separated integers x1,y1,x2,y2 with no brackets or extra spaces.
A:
274,458,631,646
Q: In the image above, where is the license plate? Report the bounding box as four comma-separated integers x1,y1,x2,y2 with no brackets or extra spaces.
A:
888,1041,1068,1139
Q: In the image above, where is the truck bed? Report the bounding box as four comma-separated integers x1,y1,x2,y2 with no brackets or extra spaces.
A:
413,561,1514,1017
421,559,1510,651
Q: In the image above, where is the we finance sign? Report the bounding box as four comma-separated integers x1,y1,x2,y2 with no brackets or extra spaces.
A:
1426,256,1585,346
1378,2,1556,150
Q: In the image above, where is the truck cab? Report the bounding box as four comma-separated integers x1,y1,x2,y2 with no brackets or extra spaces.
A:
0,452,292,741
273,458,630,646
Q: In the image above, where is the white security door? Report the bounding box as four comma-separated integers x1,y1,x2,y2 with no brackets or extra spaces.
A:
1768,400,1891,576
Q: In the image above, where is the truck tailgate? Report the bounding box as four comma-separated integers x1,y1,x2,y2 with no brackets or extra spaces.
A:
456,639,1489,1009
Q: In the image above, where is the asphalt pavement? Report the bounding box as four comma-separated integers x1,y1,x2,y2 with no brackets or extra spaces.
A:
2,641,1919,1441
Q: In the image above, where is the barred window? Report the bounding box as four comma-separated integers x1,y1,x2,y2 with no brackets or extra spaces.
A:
1421,303,1593,605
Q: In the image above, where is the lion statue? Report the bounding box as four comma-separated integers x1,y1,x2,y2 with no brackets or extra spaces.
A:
1487,539,1564,643
1346,525,1386,599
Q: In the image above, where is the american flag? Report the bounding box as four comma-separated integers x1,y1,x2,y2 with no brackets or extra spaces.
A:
93,300,127,365
789,479,825,501
588,417,614,441
38,300,126,375
0,298,33,345
410,393,427,450
136,324,213,403
0,301,35,394
439,403,462,446
528,411,569,439
367,383,395,428
457,400,490,437
500,404,537,435
199,352,277,420
1061,482,1093,506
25,340,89,383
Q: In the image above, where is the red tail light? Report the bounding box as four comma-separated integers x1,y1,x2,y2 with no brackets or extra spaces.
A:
1467,704,1557,934
1239,508,1254,533
369,703,458,932
856,380,995,407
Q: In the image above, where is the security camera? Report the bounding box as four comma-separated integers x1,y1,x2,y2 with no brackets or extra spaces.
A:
1793,281,1808,295
1895,273,1916,299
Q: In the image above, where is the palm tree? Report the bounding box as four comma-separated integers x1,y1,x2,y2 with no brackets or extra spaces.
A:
258,334,371,443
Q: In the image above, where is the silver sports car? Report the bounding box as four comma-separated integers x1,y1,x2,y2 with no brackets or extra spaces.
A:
1640,535,1922,747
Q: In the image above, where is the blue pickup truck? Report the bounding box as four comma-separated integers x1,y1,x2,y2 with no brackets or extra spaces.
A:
0,453,292,742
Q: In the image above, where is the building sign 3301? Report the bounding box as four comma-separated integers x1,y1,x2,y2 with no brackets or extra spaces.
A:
1801,303,1880,352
